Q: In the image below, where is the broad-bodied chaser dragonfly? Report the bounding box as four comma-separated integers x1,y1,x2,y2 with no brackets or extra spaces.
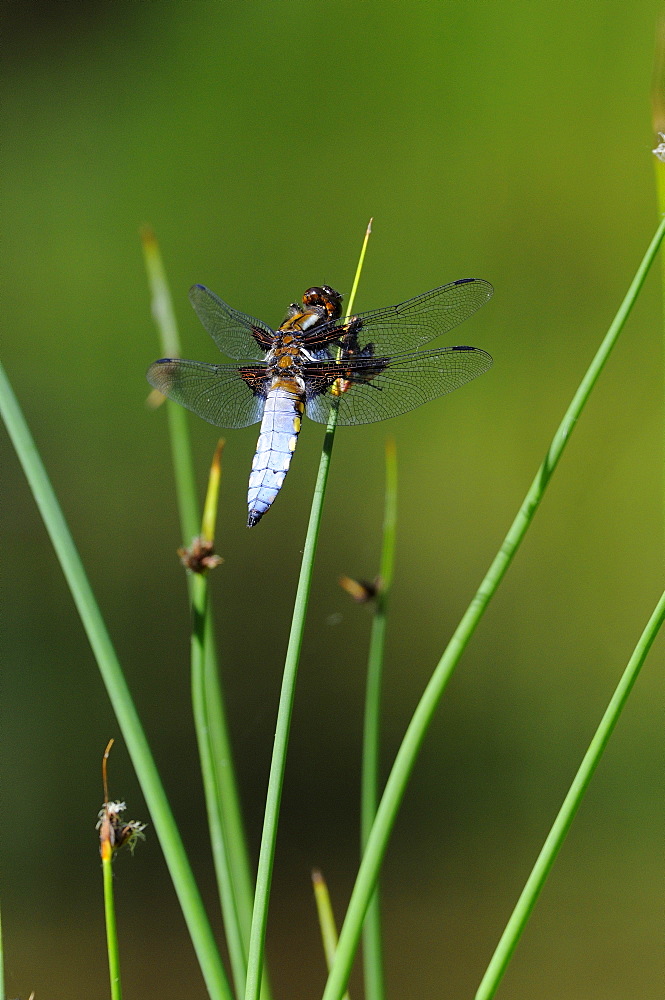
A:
147,279,493,526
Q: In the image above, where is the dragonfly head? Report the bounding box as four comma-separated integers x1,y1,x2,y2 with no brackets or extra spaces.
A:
302,285,343,320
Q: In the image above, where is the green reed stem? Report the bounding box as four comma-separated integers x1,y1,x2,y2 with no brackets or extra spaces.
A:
189,443,251,999
244,412,338,1000
143,230,264,996
203,605,271,1000
244,220,373,1000
474,586,665,998
191,568,247,999
651,21,665,525
102,851,123,1000
0,360,231,1000
321,213,665,1000
312,871,351,1000
360,437,397,1000
142,226,199,540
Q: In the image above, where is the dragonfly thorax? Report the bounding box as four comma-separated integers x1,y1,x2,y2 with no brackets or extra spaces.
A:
268,333,305,363
279,287,342,334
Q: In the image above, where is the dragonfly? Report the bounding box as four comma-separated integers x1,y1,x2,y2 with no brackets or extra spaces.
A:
147,278,493,527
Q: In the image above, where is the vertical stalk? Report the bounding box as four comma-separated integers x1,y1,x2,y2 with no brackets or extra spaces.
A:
143,231,262,991
191,569,247,999
360,438,397,1000
101,846,123,1000
312,871,351,1000
244,416,338,1000
244,221,373,1000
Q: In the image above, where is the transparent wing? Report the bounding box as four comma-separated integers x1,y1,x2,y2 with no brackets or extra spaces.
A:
147,358,267,428
304,346,492,426
304,279,493,357
189,284,275,361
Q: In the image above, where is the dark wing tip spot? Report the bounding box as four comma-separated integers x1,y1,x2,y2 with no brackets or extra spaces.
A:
188,283,208,302
452,345,474,351
453,276,494,297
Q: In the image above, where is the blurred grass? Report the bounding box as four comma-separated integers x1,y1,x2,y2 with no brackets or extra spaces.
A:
1,3,663,999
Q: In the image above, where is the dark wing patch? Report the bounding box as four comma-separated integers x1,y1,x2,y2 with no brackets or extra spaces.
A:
304,346,492,425
189,284,275,361
147,358,268,428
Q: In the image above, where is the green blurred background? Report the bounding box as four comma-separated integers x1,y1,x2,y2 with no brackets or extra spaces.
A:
2,2,663,998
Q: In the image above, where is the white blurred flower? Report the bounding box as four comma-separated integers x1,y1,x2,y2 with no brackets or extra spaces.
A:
652,132,665,161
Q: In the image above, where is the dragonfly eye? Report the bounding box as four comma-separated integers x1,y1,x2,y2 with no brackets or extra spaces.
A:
302,285,343,319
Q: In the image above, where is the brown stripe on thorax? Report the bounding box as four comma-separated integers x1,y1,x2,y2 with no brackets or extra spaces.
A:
271,373,303,394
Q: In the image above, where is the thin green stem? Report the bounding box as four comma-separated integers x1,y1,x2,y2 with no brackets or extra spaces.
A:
475,587,665,999
188,440,248,997
653,164,665,525
321,214,665,1000
360,438,397,1000
102,854,122,1000
346,218,372,315
0,362,232,1000
143,231,262,991
203,609,270,999
649,22,665,521
312,871,351,1000
244,221,373,1000
142,226,199,542
192,572,247,1000
244,417,338,1000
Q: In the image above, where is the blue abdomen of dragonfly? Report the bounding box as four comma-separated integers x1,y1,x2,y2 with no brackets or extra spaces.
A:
247,384,305,527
